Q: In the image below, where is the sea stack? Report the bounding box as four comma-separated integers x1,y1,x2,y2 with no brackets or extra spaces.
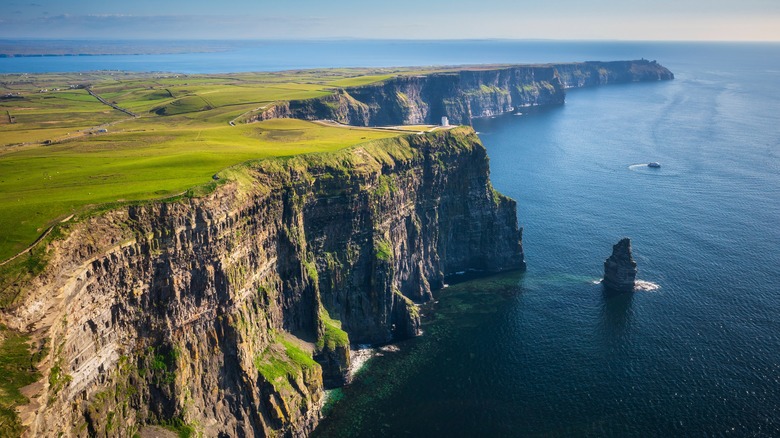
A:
603,238,638,293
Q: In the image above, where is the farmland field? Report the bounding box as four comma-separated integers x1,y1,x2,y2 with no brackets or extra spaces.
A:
0,68,444,262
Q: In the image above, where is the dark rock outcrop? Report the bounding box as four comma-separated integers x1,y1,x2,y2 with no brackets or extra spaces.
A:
603,238,638,293
250,60,673,126
2,127,524,437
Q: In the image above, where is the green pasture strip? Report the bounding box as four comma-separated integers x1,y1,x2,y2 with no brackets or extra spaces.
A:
0,66,458,263
0,119,398,262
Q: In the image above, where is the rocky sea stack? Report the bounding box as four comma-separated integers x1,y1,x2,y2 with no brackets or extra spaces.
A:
603,238,638,293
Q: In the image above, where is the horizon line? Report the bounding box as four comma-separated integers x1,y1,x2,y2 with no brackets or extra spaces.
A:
1,37,780,44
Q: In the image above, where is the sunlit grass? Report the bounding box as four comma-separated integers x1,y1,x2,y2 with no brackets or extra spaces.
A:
0,66,467,261
0,119,398,261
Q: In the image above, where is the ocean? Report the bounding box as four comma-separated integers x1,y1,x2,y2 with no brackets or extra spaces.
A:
312,42,780,436
4,40,779,436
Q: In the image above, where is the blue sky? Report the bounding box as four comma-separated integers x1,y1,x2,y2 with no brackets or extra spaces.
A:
2,0,779,41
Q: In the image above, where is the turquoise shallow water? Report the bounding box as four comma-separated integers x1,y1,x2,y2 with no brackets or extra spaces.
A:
314,43,780,436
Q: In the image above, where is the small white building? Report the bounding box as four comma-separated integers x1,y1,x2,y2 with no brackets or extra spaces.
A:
441,116,449,127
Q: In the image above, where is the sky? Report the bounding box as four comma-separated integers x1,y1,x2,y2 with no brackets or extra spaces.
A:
1,0,779,41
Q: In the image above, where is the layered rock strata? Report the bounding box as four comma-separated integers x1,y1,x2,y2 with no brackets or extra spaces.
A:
1,127,524,437
553,60,674,88
250,60,673,126
254,66,563,126
603,238,638,293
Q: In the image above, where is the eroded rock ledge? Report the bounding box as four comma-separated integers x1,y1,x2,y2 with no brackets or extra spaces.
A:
2,127,523,437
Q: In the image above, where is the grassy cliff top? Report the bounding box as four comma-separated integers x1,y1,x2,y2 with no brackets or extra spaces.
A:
0,61,565,263
0,68,454,263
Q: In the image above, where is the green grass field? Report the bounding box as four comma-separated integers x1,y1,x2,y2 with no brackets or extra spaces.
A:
0,67,452,262
0,118,399,261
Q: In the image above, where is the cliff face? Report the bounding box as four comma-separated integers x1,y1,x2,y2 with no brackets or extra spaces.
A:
251,60,673,126
2,127,524,437
553,60,674,88
603,238,638,293
253,66,565,126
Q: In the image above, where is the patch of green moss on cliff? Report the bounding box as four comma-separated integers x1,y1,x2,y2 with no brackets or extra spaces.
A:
478,84,509,95
255,336,319,391
48,356,72,396
47,337,73,405
321,100,341,111
81,353,145,437
487,182,515,207
374,238,393,262
160,418,196,438
0,325,42,438
394,290,420,319
491,187,502,206
282,339,318,370
225,261,249,290
373,174,397,198
316,308,349,352
305,260,319,284
140,345,180,388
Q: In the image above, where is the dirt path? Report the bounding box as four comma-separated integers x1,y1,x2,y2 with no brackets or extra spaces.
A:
229,103,273,126
0,215,73,267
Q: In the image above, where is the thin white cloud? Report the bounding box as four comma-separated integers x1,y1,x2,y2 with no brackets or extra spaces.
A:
0,7,778,41
0,13,329,38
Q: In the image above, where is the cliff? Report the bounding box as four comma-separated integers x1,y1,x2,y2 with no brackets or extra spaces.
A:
252,66,564,126
0,127,524,437
603,238,638,293
250,60,673,126
553,60,674,88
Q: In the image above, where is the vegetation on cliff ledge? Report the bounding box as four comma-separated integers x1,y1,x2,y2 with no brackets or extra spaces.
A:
255,334,319,391
0,325,42,437
317,308,350,352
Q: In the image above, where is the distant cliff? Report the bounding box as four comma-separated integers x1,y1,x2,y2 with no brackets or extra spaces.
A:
553,60,674,88
251,60,673,126
253,66,564,126
2,127,523,437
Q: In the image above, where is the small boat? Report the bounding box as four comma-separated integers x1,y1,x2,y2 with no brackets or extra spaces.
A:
647,162,661,168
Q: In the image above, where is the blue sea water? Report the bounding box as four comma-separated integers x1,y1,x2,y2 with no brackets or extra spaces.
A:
1,39,775,75
5,40,779,436
311,42,780,436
